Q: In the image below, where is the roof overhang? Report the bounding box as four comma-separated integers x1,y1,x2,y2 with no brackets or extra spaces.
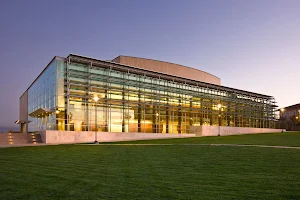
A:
29,108,54,118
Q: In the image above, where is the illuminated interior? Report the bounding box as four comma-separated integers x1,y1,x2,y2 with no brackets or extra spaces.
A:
27,55,277,133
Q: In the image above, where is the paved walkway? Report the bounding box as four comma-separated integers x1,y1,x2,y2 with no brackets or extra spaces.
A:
0,143,53,148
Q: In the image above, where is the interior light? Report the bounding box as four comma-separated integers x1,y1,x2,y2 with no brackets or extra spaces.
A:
93,95,99,102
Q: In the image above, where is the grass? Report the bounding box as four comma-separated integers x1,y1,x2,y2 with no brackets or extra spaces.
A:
0,132,300,199
111,131,300,147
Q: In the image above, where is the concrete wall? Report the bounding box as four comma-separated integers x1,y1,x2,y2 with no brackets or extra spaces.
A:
43,130,196,144
0,133,28,146
41,126,283,144
19,91,28,133
190,125,283,137
112,56,221,85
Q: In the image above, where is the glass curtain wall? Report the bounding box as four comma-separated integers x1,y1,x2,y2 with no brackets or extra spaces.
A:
27,55,276,133
59,55,276,133
28,60,57,132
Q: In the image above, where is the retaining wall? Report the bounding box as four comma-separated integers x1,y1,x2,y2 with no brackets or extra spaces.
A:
41,126,283,144
190,126,283,136
43,130,196,144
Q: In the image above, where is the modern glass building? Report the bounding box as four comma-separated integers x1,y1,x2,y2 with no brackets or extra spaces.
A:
19,54,278,140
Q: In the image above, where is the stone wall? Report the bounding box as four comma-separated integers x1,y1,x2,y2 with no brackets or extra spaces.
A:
190,125,283,137
43,130,196,144
41,126,283,144
0,133,28,145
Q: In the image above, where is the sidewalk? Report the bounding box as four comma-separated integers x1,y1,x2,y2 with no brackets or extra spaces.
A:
0,143,55,148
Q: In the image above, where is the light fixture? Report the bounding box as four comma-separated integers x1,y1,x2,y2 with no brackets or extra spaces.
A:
217,104,222,109
93,95,99,102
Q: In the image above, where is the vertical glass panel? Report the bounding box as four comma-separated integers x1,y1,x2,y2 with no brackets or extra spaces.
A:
27,59,58,132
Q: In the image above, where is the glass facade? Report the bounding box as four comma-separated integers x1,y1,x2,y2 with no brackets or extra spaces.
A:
28,59,57,132
27,55,277,133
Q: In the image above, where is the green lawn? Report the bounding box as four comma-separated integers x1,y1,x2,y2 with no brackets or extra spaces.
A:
1,132,300,199
112,131,300,147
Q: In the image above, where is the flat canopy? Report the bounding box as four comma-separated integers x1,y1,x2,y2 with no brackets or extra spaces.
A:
29,108,54,118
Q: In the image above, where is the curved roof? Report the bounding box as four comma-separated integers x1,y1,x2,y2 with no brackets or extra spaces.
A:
111,56,221,85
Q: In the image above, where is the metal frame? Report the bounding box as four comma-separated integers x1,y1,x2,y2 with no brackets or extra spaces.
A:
59,54,277,133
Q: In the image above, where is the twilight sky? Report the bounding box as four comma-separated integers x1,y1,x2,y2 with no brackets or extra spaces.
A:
0,0,299,130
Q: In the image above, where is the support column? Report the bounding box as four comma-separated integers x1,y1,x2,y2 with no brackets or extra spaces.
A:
210,99,213,126
218,109,221,126
152,106,157,133
178,98,182,134
200,98,203,125
166,98,169,133
122,87,125,132
85,62,91,131
65,57,70,131
189,98,193,127
138,90,142,133
227,102,231,126
104,89,108,132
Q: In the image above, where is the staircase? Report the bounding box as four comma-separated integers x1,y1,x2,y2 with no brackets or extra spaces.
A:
28,133,43,144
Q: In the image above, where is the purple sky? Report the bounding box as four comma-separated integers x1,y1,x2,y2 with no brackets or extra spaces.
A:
0,0,299,130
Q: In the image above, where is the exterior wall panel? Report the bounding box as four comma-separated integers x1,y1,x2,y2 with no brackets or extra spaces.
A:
19,91,28,133
112,56,221,85
43,130,195,144
191,125,282,136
